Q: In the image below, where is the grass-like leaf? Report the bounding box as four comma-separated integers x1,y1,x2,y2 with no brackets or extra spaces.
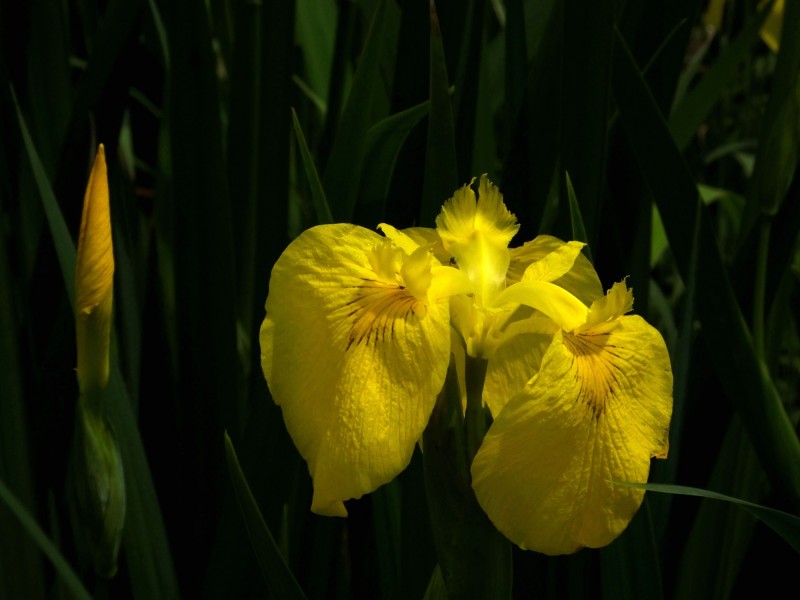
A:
224,432,306,600
357,100,430,224
106,368,180,599
668,2,773,150
12,86,76,308
0,478,91,600
752,0,800,216
611,26,800,509
322,0,390,221
564,171,592,262
423,361,512,599
619,482,800,553
421,0,458,226
292,108,333,224
0,239,44,599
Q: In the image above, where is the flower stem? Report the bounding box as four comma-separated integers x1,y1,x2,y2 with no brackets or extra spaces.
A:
464,354,489,465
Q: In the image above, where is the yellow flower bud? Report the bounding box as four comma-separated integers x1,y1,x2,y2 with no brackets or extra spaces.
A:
72,144,125,577
75,144,114,395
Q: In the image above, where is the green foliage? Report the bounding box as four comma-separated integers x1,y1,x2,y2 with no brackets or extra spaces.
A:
1,0,798,597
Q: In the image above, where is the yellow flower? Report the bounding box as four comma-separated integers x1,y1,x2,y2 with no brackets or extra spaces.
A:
471,282,673,555
260,175,672,550
75,144,114,394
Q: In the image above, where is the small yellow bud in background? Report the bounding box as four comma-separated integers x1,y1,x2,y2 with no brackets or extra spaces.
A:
75,144,114,395
760,0,784,53
72,144,125,578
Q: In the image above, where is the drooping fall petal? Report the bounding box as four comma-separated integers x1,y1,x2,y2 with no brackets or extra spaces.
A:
482,314,557,417
472,295,672,554
260,224,451,516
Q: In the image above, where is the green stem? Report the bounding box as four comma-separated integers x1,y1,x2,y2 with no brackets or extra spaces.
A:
423,354,512,599
464,355,489,465
752,217,771,362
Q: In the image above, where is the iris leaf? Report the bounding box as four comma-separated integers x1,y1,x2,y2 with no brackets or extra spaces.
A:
422,565,447,600
106,367,180,599
564,171,591,262
752,0,800,216
421,0,458,227
12,86,76,308
323,0,389,222
0,239,43,599
0,478,91,600
668,2,774,151
423,361,511,599
356,100,430,224
224,432,307,600
611,27,800,508
620,482,799,553
292,108,333,224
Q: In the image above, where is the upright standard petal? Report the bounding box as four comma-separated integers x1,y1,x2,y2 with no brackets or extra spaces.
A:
260,224,451,516
436,175,519,307
75,144,114,393
472,288,672,555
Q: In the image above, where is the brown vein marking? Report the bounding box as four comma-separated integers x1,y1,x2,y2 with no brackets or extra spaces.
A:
344,279,420,351
562,332,623,419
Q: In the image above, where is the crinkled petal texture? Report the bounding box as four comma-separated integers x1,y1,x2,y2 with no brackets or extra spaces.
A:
260,224,450,517
471,317,672,555
482,315,557,417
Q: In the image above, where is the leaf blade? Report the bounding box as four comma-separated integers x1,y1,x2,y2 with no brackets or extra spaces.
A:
224,432,307,600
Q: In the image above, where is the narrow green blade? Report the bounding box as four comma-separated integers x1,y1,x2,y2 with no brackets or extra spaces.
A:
12,86,76,308
224,432,307,600
106,367,180,599
423,362,512,599
620,482,800,553
668,2,773,150
322,0,389,221
560,0,613,243
564,171,592,262
421,0,459,226
357,100,430,224
0,479,91,600
611,27,800,507
292,107,333,224
752,0,800,216
0,235,44,599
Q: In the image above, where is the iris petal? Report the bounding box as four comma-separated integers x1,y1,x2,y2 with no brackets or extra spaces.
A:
482,314,556,416
472,316,672,555
260,224,451,516
507,235,602,305
436,175,519,306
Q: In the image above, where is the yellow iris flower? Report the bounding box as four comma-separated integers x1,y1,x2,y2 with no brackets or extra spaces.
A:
260,176,672,554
